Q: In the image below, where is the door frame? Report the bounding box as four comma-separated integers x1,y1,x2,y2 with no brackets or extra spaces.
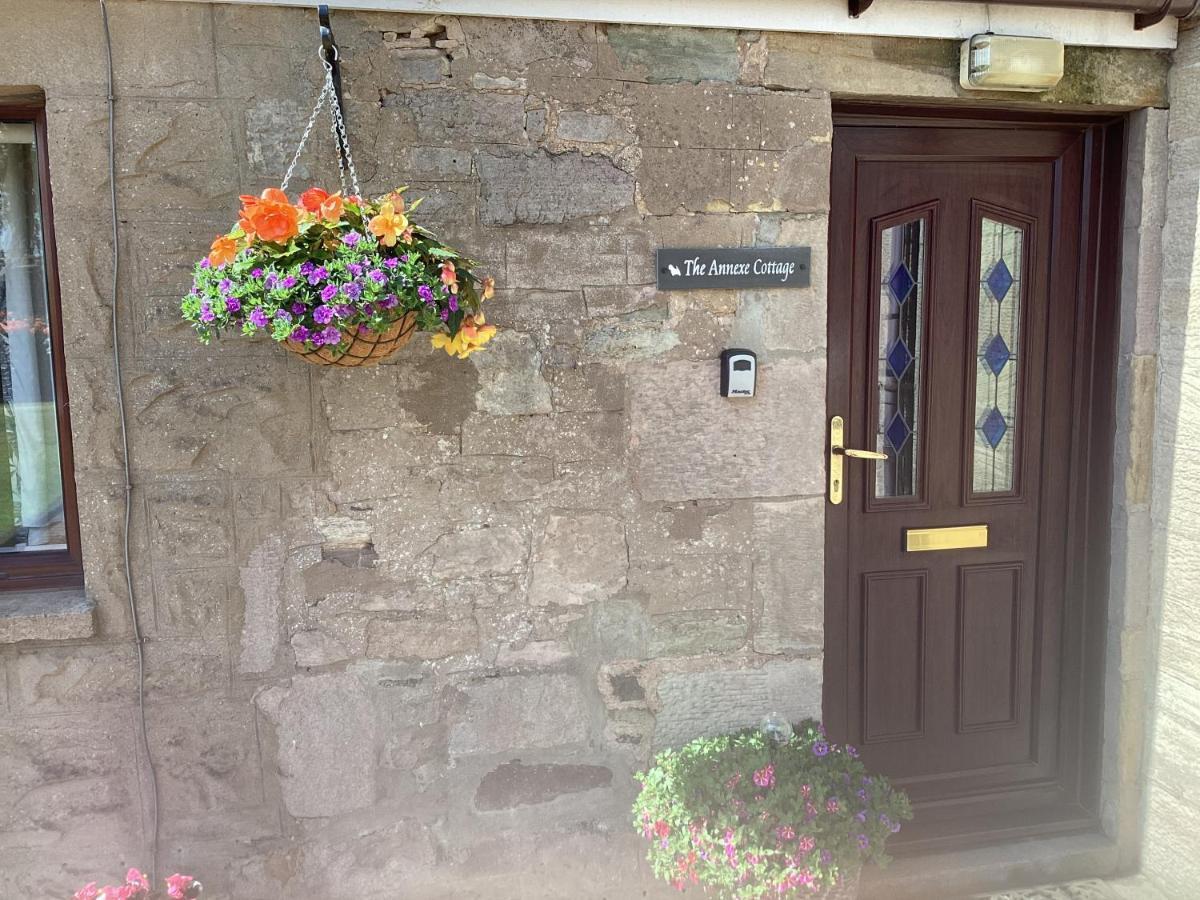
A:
823,103,1126,852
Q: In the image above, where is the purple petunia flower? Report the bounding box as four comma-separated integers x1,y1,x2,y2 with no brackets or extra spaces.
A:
363,303,376,316
199,303,215,323
275,310,292,322
308,266,328,286
347,263,364,278
320,325,342,344
336,304,353,318
368,268,386,283
320,283,339,303
313,305,335,324
857,834,870,850
342,231,361,247
282,275,298,289
343,282,363,301
399,254,410,263
448,294,459,313
300,261,315,276
381,294,398,309
251,268,263,279
290,324,310,342
265,273,278,288
383,257,400,269
291,302,305,315
224,297,241,314
813,741,830,757
248,308,268,328
218,278,232,293
199,258,211,269
440,308,449,321
418,284,434,304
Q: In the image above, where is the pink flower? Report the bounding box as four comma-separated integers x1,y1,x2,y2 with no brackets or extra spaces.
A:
798,834,815,852
166,874,196,900
74,884,99,900
125,869,150,893
752,763,775,789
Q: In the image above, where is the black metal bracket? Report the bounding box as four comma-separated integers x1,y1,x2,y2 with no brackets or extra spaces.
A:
318,4,351,175
849,0,875,16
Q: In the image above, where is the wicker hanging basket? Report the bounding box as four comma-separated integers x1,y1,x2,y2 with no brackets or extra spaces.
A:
281,311,418,367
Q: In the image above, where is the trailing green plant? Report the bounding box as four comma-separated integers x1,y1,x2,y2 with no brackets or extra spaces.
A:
633,720,912,897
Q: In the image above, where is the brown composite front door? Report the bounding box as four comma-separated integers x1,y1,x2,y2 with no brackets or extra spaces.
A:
825,112,1121,851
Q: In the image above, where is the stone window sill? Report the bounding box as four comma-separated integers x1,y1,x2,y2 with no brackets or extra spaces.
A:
0,589,96,644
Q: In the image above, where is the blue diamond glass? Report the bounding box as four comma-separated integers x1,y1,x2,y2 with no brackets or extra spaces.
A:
886,339,914,380
887,262,915,305
982,334,1011,376
980,407,1008,449
885,411,912,454
987,258,1014,302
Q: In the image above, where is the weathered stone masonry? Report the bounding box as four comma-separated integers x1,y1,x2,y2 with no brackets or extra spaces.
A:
0,2,1171,897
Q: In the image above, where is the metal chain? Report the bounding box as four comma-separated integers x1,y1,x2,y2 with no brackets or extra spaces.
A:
322,54,360,197
279,49,361,197
281,78,328,192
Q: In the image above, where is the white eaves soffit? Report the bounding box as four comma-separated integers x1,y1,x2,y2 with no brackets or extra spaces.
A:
188,0,1179,49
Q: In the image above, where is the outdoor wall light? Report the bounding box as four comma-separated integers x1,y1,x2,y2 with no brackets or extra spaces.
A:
959,34,1065,92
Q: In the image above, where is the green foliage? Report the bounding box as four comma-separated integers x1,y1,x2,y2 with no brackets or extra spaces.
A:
633,720,912,898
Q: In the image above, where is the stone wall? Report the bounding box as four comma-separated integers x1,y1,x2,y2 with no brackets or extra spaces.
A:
1141,22,1200,900
0,2,1173,897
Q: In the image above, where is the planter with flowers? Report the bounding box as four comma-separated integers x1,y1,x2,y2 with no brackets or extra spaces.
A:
74,867,200,900
180,28,494,367
633,719,912,898
181,186,496,366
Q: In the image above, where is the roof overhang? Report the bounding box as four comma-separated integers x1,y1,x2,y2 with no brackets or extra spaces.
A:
176,0,1183,49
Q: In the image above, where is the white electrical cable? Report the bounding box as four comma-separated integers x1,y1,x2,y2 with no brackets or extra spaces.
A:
99,0,161,881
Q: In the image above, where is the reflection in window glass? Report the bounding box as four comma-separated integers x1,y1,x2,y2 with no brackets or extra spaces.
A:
875,219,925,499
0,122,66,553
972,217,1023,494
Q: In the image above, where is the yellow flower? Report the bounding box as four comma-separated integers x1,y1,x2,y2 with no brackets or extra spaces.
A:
480,276,495,301
430,313,497,359
367,201,409,247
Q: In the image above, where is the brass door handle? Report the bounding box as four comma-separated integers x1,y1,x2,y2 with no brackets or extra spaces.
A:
829,415,887,504
837,447,888,460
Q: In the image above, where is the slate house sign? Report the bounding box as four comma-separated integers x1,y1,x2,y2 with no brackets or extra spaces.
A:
656,247,811,290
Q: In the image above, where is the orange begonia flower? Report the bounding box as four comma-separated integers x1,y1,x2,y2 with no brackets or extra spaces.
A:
368,201,409,247
480,276,495,301
239,188,300,244
299,187,329,213
207,234,238,267
298,188,344,222
440,261,459,294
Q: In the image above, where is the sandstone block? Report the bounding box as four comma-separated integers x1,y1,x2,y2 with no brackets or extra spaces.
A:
649,610,748,656
638,148,732,215
475,761,613,810
450,673,589,755
154,570,227,638
471,330,554,415
255,672,377,818
547,364,626,412
556,111,629,145
431,525,528,579
529,512,628,606
461,411,626,464
733,147,831,213
629,553,751,615
366,616,480,660
389,90,527,145
653,659,822,749
630,358,825,501
478,151,635,225
607,25,738,84
8,644,136,714
148,699,264,814
506,230,628,290
752,498,824,654
458,17,596,75
584,284,664,318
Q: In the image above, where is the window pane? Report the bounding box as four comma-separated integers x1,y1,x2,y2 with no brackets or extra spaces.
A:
972,217,1023,494
875,218,925,499
0,122,66,553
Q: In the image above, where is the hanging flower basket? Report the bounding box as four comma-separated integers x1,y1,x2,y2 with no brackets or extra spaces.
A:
179,38,494,366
